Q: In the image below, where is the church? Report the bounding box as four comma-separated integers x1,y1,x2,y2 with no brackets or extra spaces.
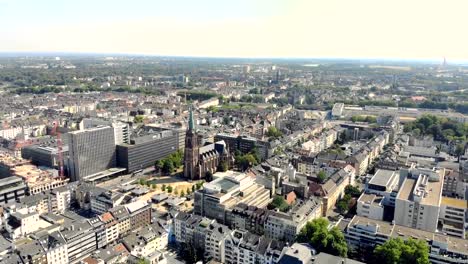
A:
183,107,232,180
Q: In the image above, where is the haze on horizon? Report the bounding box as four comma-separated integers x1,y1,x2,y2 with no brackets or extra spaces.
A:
1,0,467,61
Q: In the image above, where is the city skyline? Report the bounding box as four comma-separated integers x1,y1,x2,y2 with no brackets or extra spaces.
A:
1,0,468,60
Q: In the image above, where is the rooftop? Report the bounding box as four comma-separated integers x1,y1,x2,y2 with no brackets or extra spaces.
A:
441,197,467,209
358,193,384,206
368,169,397,188
397,174,443,206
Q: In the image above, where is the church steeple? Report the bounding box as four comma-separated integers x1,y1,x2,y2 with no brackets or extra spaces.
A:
184,105,199,180
188,106,195,132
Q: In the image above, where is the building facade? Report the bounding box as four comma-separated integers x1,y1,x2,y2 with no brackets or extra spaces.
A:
68,126,117,182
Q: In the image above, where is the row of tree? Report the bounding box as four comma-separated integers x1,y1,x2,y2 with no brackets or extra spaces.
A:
351,115,377,123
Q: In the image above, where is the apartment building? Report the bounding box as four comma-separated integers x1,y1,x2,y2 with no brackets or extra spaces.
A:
224,229,286,264
264,198,322,243
59,220,97,264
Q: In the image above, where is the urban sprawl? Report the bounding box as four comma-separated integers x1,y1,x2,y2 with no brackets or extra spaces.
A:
0,56,466,264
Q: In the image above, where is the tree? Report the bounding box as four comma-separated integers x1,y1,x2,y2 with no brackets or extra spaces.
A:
192,185,195,192
455,143,465,160
345,185,361,198
297,218,348,257
266,126,283,139
180,190,185,197
205,171,213,182
174,189,178,195
161,184,166,191
151,184,156,189
374,238,429,264
167,186,173,193
134,115,144,123
154,160,163,173
235,153,258,171
206,105,218,113
268,196,290,212
186,188,191,195
138,179,146,185
317,171,327,183
337,200,349,214
217,161,228,172
137,258,150,264
162,159,175,175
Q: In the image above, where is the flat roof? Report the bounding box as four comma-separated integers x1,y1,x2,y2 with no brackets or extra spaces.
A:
397,176,442,206
358,193,383,206
368,169,396,187
442,197,467,209
83,168,126,182
216,178,237,192
397,178,415,201
68,125,111,134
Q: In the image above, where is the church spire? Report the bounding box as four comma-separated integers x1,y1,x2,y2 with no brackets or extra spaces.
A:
189,105,195,132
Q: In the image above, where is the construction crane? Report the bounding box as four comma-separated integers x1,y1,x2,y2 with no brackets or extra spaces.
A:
52,121,65,179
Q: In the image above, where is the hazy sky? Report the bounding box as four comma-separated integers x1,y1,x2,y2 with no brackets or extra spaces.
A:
1,0,467,60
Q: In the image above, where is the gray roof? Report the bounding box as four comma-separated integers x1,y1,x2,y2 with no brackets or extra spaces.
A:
368,169,397,187
313,252,365,264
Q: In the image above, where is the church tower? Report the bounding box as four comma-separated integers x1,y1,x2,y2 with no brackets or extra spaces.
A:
183,106,200,180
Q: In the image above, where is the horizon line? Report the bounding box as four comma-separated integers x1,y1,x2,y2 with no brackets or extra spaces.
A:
0,51,466,64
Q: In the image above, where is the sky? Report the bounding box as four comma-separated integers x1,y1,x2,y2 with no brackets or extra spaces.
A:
1,0,468,60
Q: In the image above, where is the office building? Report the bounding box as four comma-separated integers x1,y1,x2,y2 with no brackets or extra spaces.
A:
356,193,385,221
394,166,444,232
365,169,400,207
0,176,27,205
116,127,179,173
81,118,130,145
194,172,270,224
21,144,69,170
344,215,468,264
214,133,272,161
68,126,116,182
439,197,467,238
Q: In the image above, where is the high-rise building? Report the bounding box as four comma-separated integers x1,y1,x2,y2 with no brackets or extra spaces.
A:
394,167,445,232
68,126,116,182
